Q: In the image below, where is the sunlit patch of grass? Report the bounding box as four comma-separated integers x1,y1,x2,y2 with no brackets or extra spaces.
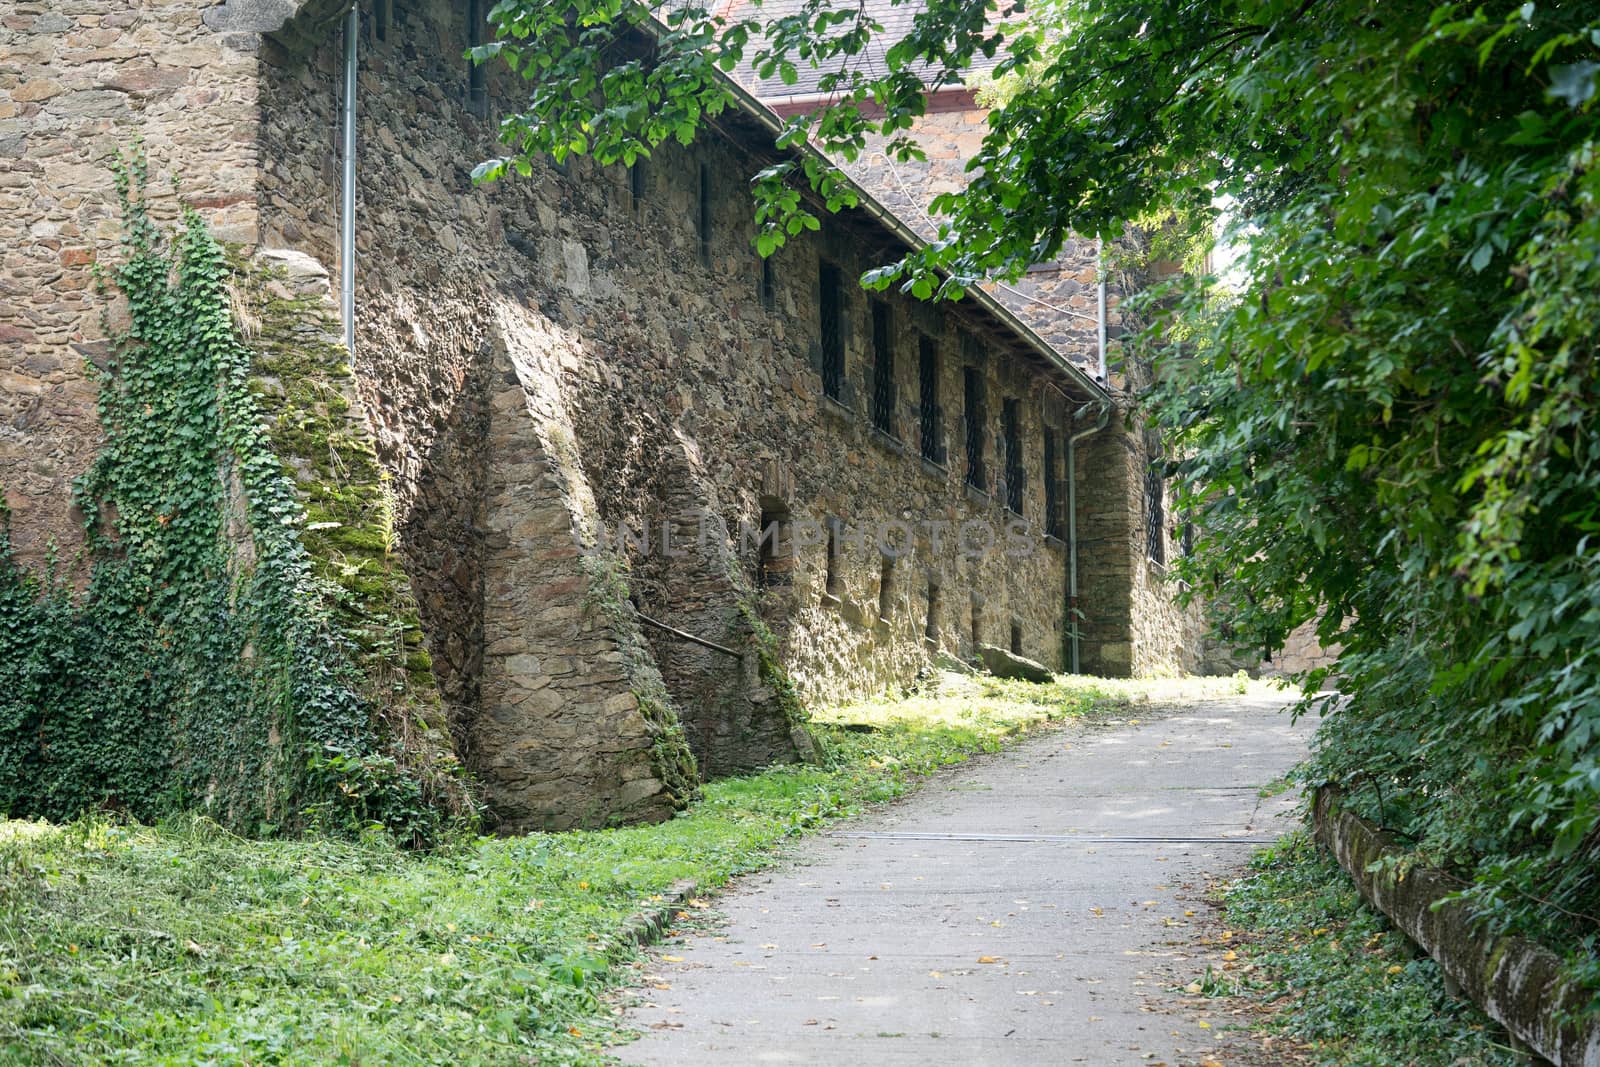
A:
0,671,1285,1065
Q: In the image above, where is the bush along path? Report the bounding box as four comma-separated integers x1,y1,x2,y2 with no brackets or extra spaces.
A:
1207,833,1525,1067
0,673,1209,1065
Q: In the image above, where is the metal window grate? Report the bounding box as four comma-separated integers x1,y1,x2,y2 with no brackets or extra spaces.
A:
759,256,775,309
1044,430,1061,537
1144,461,1166,565
466,0,488,117
820,263,843,400
963,366,985,489
698,164,713,265
918,336,940,461
871,302,894,435
1002,398,1023,515
629,160,646,213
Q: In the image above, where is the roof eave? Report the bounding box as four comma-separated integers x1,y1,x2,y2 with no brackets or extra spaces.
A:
630,12,1114,409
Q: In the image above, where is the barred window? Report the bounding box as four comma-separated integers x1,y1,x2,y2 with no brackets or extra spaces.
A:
871,301,895,436
819,262,843,400
963,366,986,489
629,159,647,214
1144,462,1166,565
918,335,940,462
1043,429,1062,538
1002,398,1024,515
697,163,713,266
466,0,488,117
759,255,775,309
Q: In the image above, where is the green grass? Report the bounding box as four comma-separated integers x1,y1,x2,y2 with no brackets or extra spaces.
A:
1218,832,1522,1066
0,672,1253,1065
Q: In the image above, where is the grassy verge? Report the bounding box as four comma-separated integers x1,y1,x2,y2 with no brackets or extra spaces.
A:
1213,832,1522,1066
0,673,1280,1065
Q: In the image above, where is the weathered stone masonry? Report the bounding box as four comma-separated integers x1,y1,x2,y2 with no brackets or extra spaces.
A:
1,0,1197,828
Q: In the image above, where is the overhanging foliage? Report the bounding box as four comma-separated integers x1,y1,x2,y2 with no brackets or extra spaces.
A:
475,0,1600,993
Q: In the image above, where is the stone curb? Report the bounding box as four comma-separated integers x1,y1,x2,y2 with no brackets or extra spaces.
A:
607,878,700,961
1312,788,1600,1066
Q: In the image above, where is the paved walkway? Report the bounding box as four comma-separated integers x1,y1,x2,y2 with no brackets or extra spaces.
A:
617,696,1312,1066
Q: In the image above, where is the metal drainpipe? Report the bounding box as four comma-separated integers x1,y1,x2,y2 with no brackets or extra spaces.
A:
340,4,358,354
1044,377,1110,675
1066,410,1108,673
1096,237,1108,383
1051,239,1115,673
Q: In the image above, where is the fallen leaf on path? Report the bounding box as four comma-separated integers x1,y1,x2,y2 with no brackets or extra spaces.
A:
660,955,684,963
977,956,1004,964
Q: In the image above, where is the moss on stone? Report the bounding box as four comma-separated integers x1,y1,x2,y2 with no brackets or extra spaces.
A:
577,550,700,808
230,251,473,825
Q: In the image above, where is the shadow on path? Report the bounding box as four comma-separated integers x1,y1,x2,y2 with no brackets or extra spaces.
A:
617,695,1312,1066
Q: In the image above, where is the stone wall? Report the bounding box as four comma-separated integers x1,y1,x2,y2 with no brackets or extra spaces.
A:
5,0,1154,827
838,105,1119,386
829,98,1205,677
0,1,267,571
248,0,1107,819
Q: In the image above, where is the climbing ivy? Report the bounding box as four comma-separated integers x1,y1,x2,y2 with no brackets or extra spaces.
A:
0,151,450,843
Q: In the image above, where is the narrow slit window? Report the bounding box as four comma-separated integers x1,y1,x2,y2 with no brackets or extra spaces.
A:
466,0,488,117
1009,620,1023,656
758,502,791,587
375,0,392,41
970,597,982,649
918,335,940,462
629,159,646,213
759,255,776,310
925,579,940,640
963,367,986,489
878,553,895,621
870,301,895,435
1043,429,1062,538
1002,398,1024,514
1145,463,1166,565
819,262,844,400
824,518,842,598
698,163,713,266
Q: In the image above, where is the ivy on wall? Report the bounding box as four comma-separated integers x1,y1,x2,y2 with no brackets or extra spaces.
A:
0,151,453,843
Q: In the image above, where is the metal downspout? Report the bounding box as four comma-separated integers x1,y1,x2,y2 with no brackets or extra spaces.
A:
340,4,358,353
1060,245,1114,673
1096,237,1108,383
1066,411,1109,674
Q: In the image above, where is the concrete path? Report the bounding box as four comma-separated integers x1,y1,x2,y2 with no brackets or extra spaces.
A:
617,696,1312,1066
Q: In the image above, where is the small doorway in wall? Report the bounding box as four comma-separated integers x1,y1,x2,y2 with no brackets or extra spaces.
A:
877,552,896,621
1009,620,1023,656
757,496,792,587
823,517,843,599
924,577,940,642
970,595,983,651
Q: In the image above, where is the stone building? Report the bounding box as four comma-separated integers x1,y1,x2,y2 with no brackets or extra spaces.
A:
1,0,1203,830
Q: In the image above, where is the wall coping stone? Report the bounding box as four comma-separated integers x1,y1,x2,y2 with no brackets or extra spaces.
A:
1312,787,1600,1066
